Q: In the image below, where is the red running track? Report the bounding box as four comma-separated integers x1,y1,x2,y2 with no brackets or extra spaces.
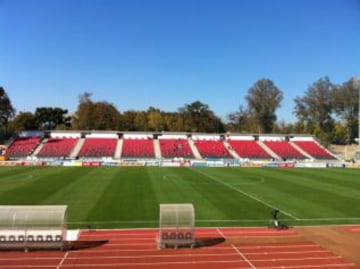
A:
347,225,360,233
0,227,358,269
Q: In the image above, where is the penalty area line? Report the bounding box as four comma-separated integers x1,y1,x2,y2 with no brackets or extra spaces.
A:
192,168,299,220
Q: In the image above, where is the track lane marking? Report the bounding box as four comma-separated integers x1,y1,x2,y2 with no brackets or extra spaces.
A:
216,227,226,238
231,244,257,269
56,251,69,269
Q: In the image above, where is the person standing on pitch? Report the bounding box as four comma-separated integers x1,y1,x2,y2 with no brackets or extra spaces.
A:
271,209,280,228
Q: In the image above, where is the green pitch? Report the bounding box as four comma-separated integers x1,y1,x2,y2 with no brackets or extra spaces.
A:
0,166,359,228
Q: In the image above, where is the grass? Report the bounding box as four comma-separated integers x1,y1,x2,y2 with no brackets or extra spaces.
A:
0,166,360,228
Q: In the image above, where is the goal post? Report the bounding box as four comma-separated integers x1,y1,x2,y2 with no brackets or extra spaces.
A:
158,203,195,248
0,205,68,251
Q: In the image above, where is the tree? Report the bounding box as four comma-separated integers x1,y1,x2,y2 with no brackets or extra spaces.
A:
147,107,164,131
134,111,148,131
72,92,94,130
226,105,257,133
332,77,359,144
246,79,283,133
0,87,15,129
292,121,307,134
179,101,224,132
10,112,39,131
120,110,138,131
35,107,69,130
73,92,120,130
162,112,179,132
273,121,294,134
333,121,348,145
294,77,336,144
92,102,120,130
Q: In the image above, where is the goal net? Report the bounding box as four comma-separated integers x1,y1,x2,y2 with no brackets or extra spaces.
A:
0,205,67,251
158,203,195,248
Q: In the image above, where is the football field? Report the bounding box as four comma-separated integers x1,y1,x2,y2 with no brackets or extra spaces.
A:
0,166,359,228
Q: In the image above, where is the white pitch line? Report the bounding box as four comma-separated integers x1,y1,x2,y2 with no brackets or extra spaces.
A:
231,244,257,269
192,168,299,220
56,251,69,269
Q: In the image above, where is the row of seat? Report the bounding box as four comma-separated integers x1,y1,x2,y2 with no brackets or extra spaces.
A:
0,234,62,242
7,137,336,160
37,138,78,157
159,139,194,158
228,140,272,159
264,141,306,159
122,138,155,158
293,141,335,159
8,137,42,157
194,140,232,158
78,138,118,157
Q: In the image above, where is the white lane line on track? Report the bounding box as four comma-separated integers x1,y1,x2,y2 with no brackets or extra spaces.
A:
231,244,257,269
0,250,333,262
216,227,226,238
48,249,331,256
56,251,69,269
79,229,297,239
192,168,299,220
2,262,357,269
51,260,252,267
55,254,343,261
59,253,241,260
91,241,320,250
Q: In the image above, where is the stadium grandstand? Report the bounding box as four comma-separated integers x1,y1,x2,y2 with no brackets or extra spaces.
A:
3,131,340,165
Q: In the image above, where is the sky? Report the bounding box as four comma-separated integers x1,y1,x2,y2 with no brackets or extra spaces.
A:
1,0,359,123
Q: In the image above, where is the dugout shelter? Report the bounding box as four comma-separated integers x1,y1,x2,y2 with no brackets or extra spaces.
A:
0,205,68,251
158,203,195,249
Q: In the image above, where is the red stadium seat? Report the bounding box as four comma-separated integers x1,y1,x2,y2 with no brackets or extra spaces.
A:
37,138,78,158
159,139,194,158
228,140,272,159
194,140,232,158
8,137,42,158
121,138,155,158
264,141,306,159
293,141,335,159
78,138,117,157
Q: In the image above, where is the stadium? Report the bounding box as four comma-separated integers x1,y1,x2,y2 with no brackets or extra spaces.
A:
2,0,360,268
0,130,360,268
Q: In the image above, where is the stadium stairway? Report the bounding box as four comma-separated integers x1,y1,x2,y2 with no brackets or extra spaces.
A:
153,139,162,158
114,139,123,159
289,142,312,159
223,140,240,159
188,139,202,159
316,141,339,160
4,136,15,148
258,141,280,160
32,138,46,156
70,138,85,158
